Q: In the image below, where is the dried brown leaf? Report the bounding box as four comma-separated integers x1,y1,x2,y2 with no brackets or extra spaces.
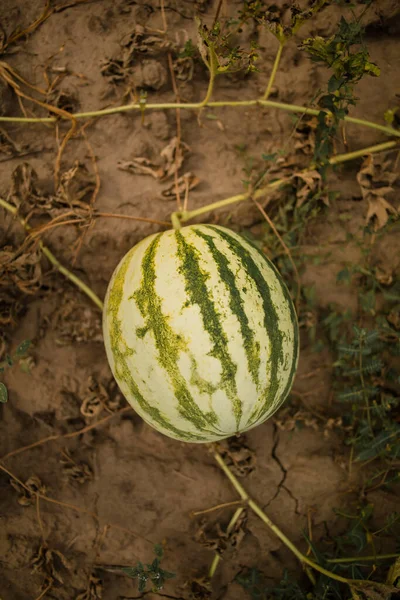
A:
117,157,164,179
174,56,194,82
56,160,95,209
80,375,122,418
162,172,200,199
365,193,397,230
52,293,102,344
218,436,256,477
0,245,43,296
185,576,212,600
101,25,174,84
274,409,319,432
0,128,26,157
31,545,71,586
60,449,93,484
77,574,103,600
160,136,190,179
292,169,324,206
119,137,193,186
357,156,399,230
10,475,46,506
194,510,247,556
8,163,40,209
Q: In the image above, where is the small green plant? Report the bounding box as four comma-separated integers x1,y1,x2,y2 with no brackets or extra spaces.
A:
333,324,400,464
301,15,380,173
237,504,400,600
121,544,175,593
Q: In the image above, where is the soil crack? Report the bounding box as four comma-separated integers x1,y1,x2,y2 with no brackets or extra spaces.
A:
263,425,300,514
263,424,287,508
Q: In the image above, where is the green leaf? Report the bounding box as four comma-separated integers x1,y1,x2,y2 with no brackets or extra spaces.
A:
261,152,277,162
356,427,400,461
0,383,8,403
15,340,31,357
336,268,351,284
179,39,196,58
154,543,164,558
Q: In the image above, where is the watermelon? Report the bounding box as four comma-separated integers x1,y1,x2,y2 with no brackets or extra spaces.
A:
103,224,299,442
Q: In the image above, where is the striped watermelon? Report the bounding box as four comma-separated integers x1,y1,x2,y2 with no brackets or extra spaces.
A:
103,224,299,443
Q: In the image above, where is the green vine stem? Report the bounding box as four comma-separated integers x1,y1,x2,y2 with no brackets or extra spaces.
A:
0,197,104,311
327,553,400,564
1,138,397,312
198,44,219,108
171,139,399,228
263,42,285,100
1,98,399,139
212,450,393,593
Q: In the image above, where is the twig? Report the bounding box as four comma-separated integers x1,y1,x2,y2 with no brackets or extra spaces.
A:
0,197,104,310
1,406,131,462
71,124,101,264
191,500,243,516
167,52,183,211
34,583,52,600
36,494,46,544
252,197,301,312
327,553,400,564
96,212,170,227
212,0,224,28
160,0,167,33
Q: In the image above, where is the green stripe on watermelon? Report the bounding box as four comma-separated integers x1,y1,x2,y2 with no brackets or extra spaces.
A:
205,225,285,425
193,228,261,388
175,230,243,429
105,243,209,442
133,234,221,433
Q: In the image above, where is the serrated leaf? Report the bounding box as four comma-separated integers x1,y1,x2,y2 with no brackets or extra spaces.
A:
122,566,142,578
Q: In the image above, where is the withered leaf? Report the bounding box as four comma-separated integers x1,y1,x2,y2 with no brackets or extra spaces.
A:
31,545,71,586
56,161,96,208
357,156,398,230
162,172,200,199
10,475,46,506
60,449,93,484
119,137,193,185
160,137,190,179
365,191,397,230
185,576,212,600
194,510,247,556
217,436,256,477
291,169,325,206
118,157,164,179
8,163,40,208
52,294,102,344
0,246,43,296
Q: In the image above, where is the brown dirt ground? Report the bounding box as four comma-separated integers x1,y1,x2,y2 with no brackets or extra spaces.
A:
0,1,399,599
